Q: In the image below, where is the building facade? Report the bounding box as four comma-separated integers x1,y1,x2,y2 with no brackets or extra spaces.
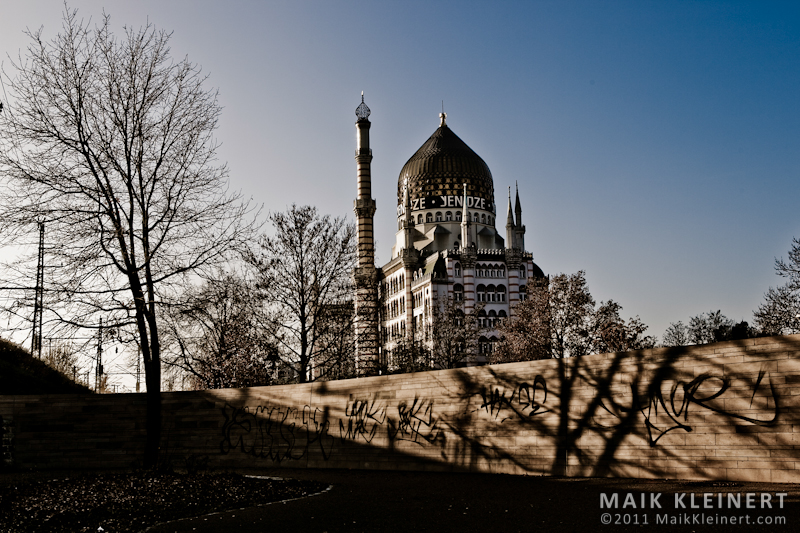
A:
353,96,544,371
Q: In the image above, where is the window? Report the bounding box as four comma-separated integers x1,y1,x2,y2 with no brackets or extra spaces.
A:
456,212,462,222
473,213,479,222
436,211,443,222
454,262,462,277
476,284,486,302
445,211,452,221
481,214,486,224
520,266,526,279
426,213,433,223
519,285,527,301
417,214,423,224
453,283,463,301
488,310,497,328
497,285,506,302
487,284,496,302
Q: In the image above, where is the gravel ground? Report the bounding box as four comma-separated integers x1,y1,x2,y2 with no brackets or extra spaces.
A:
0,470,329,533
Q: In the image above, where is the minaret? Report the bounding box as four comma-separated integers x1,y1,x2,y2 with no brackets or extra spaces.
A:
514,181,526,251
353,93,379,374
505,186,516,249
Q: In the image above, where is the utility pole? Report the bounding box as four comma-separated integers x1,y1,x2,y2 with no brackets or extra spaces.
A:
31,222,45,358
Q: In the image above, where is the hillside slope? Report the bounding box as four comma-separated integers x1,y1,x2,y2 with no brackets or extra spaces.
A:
0,338,92,394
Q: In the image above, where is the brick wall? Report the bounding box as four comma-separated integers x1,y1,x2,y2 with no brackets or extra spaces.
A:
1,335,799,482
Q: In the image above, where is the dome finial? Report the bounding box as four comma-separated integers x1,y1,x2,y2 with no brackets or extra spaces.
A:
439,100,446,127
356,92,371,121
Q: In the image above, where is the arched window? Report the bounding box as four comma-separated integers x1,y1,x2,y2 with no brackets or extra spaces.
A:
453,309,464,327
456,211,462,222
478,309,487,328
520,266,526,279
473,213,479,222
417,214,423,224
497,284,506,302
481,214,486,224
479,336,489,354
498,310,507,325
519,285,527,301
489,336,498,353
436,211,443,222
426,212,433,223
454,262,462,277
500,265,506,278
453,283,464,301
487,284,496,302
488,310,497,328
445,211,452,221
476,284,486,302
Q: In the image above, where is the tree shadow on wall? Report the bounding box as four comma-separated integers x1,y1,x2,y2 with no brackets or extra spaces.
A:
444,337,793,479
189,336,797,480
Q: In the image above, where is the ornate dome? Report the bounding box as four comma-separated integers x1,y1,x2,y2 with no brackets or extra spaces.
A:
397,121,494,210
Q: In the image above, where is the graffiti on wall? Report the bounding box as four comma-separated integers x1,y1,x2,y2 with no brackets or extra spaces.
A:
597,368,779,447
474,375,549,422
220,395,444,463
219,364,782,463
220,404,334,462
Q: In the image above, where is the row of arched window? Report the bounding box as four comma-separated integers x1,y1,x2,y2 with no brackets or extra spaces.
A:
476,284,507,302
413,212,496,225
452,262,519,280
385,296,406,319
476,263,506,278
385,274,405,296
385,321,406,340
478,309,507,328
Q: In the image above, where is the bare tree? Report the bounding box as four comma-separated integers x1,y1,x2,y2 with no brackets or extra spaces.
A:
0,9,254,466
495,271,654,361
754,237,800,335
162,273,278,389
246,205,356,383
592,300,656,353
688,310,733,344
428,297,484,369
493,276,552,363
43,341,79,378
662,320,689,347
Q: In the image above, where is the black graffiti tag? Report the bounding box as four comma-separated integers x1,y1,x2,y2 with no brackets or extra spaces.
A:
220,403,333,461
339,398,386,443
388,397,443,446
636,370,779,447
476,375,548,422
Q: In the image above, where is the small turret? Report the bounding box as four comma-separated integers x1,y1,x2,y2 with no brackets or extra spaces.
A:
460,182,470,247
505,186,516,249
514,181,526,251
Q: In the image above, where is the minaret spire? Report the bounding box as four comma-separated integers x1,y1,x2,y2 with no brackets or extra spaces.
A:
460,182,470,247
505,186,516,249
514,181,526,252
353,93,379,375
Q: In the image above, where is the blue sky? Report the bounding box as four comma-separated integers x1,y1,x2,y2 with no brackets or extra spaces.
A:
2,0,799,344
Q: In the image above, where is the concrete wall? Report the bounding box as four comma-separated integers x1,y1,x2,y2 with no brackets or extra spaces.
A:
2,335,799,482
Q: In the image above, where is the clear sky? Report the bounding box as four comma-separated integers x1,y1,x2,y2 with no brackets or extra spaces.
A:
2,0,799,351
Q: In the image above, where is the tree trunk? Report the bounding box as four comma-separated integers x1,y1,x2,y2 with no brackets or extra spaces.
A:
143,357,162,468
